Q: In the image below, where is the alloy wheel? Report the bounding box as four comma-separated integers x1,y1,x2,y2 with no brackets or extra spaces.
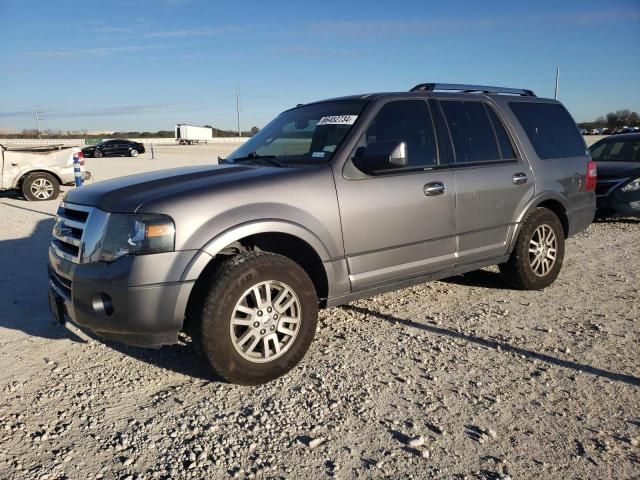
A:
229,280,302,363
528,224,557,277
30,178,54,200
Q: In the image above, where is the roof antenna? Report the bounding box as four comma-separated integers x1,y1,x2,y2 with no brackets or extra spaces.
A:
554,67,560,100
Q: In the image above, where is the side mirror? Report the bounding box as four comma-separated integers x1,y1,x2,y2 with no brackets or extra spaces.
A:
352,141,407,174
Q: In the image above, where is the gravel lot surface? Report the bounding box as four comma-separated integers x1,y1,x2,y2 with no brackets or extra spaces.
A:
0,143,638,479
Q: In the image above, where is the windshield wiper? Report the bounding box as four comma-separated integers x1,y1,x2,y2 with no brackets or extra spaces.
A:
229,152,285,167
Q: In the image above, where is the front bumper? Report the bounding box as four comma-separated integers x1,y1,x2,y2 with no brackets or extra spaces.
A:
596,190,640,218
47,247,197,347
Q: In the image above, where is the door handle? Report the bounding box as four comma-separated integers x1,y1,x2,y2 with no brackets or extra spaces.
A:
512,173,528,185
424,181,446,196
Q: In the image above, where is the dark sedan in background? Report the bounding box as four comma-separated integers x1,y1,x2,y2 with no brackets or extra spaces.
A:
82,139,146,158
589,133,640,218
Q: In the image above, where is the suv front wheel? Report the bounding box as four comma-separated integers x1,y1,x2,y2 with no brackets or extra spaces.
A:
194,251,318,385
499,207,565,290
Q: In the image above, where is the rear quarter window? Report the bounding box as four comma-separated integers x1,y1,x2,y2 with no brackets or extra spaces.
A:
440,100,500,163
509,102,586,159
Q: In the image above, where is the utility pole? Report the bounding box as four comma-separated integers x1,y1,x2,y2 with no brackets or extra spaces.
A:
235,88,241,137
554,67,559,100
34,104,42,139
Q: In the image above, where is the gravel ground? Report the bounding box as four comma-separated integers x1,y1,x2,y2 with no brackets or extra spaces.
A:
0,144,638,479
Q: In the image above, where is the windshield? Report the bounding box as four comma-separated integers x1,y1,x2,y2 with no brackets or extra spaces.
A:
226,100,368,165
589,137,640,162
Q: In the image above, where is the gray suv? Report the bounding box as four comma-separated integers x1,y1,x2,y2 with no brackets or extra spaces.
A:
48,83,596,384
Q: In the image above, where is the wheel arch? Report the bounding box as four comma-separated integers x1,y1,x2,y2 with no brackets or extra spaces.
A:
16,169,62,189
535,199,569,238
509,192,569,252
181,222,332,334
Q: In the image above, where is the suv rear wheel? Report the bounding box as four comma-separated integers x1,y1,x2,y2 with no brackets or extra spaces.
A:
22,172,60,201
194,251,318,385
499,207,565,290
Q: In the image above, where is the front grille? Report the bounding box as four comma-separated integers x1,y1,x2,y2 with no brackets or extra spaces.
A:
51,202,93,263
49,268,72,300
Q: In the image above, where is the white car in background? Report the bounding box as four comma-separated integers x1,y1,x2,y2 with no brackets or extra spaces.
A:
0,144,90,201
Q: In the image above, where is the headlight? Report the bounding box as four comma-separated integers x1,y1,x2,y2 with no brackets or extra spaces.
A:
98,213,175,262
622,177,640,193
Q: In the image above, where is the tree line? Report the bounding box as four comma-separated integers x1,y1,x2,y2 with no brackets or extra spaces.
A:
578,109,640,130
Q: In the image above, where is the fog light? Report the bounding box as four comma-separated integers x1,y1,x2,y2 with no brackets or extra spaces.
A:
92,293,114,316
629,201,640,210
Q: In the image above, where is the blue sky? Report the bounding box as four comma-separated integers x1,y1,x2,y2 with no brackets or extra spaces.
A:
0,0,639,132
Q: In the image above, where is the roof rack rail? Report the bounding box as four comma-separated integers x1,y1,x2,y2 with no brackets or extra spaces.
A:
410,83,536,97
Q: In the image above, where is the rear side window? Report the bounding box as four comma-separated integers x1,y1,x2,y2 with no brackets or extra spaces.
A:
485,106,516,160
509,102,585,159
440,101,514,163
590,138,640,162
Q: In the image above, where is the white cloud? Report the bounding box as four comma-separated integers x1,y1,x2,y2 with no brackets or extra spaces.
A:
89,24,138,34
144,25,242,38
0,105,169,119
0,110,33,119
310,8,640,38
26,45,163,58
272,47,357,57
49,105,169,118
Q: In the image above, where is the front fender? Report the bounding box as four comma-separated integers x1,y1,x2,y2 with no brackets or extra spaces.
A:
180,219,332,282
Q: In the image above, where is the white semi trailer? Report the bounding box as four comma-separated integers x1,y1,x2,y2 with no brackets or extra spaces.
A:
175,124,213,145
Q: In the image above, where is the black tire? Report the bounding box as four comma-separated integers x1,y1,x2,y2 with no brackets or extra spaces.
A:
22,172,60,201
193,251,318,385
94,149,103,158
129,149,139,157
499,207,565,290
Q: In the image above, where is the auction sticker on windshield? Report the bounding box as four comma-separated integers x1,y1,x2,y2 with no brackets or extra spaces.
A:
317,115,358,126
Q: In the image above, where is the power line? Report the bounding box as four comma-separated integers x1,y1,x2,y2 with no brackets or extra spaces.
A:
34,104,42,139
235,87,241,137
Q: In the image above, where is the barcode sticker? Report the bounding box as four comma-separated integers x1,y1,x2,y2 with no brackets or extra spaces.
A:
317,115,358,126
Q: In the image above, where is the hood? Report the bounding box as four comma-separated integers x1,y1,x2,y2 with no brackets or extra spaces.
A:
595,161,640,180
64,164,270,212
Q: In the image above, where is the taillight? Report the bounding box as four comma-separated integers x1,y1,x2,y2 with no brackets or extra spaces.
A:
585,160,597,192
73,151,85,165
